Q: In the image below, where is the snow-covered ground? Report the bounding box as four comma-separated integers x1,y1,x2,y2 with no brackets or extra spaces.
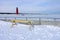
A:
0,20,60,40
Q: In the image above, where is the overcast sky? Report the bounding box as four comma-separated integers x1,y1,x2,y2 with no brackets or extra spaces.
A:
0,0,60,13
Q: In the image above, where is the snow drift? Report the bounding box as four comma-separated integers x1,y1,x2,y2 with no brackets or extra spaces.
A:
0,20,60,40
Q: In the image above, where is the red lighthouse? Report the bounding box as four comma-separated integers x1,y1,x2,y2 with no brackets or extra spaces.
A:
16,7,18,15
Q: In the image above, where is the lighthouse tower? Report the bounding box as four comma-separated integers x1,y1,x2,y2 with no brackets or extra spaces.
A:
16,7,18,15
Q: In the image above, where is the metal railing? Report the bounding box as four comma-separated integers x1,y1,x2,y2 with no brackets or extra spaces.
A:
0,17,60,26
0,17,60,21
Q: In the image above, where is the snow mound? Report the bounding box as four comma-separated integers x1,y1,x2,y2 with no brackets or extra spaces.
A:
0,21,60,40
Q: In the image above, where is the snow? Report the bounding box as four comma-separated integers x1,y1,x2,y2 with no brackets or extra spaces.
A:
0,20,60,40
